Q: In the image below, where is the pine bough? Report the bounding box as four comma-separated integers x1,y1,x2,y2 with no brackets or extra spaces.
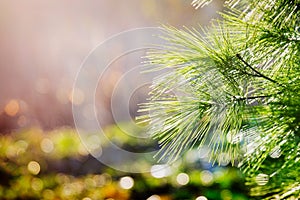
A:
139,0,300,199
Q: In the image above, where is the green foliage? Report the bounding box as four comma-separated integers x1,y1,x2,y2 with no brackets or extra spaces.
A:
141,0,300,199
0,128,248,200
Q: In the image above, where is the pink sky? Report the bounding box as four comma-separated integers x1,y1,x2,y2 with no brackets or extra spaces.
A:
0,0,221,132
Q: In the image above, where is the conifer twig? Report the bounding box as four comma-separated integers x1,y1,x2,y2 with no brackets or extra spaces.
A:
236,54,279,84
234,95,272,101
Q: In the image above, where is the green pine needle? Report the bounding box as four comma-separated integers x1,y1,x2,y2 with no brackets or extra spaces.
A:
140,0,300,198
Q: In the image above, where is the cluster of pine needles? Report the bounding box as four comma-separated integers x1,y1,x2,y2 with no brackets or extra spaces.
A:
138,0,300,199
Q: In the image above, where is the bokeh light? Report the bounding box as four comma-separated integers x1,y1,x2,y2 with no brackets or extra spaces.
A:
42,189,55,200
31,178,44,191
176,173,189,185
82,197,92,200
200,170,214,186
221,189,232,200
27,161,41,175
195,196,208,200
4,99,19,117
15,140,29,155
40,138,54,153
0,127,249,199
150,164,172,178
147,195,161,200
119,176,134,189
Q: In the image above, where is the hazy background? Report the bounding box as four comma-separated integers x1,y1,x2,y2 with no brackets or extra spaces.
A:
0,2,251,200
0,0,222,132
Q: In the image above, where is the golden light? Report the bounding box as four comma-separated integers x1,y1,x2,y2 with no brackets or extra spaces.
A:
176,173,189,185
4,99,19,116
62,183,73,196
15,140,28,155
119,176,134,190
82,198,92,200
42,189,55,200
27,161,41,175
93,174,107,187
40,138,54,153
84,177,97,188
5,146,17,158
31,178,44,191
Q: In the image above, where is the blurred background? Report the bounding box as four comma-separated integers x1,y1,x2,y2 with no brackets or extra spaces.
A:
0,0,221,132
0,0,251,199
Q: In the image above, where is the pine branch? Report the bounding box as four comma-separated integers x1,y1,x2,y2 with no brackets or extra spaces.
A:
236,54,278,84
234,95,272,101
191,0,244,9
191,0,213,9
144,0,300,199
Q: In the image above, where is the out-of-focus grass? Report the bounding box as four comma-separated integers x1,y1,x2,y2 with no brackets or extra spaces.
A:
0,128,130,200
0,127,249,200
